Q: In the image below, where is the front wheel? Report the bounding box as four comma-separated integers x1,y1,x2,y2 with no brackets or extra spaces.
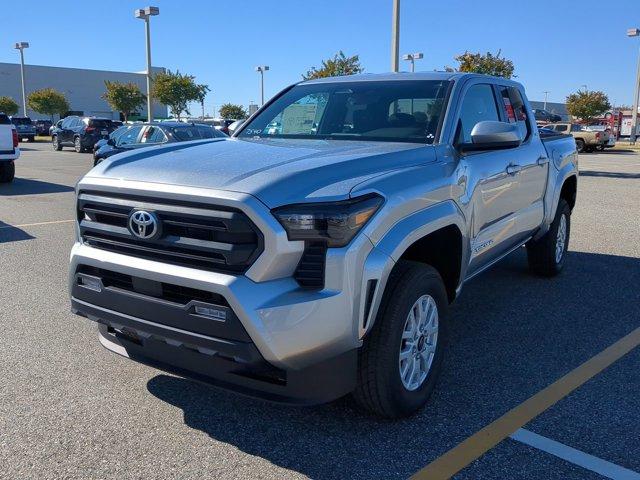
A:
0,161,15,183
526,199,571,276
52,135,62,151
74,136,83,153
353,261,448,418
575,139,585,153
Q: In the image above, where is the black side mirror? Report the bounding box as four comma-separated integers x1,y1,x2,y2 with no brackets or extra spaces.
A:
107,138,116,146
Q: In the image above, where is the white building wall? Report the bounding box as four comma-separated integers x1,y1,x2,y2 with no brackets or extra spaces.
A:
0,62,167,120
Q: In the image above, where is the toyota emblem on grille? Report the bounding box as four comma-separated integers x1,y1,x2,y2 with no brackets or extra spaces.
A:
128,210,160,239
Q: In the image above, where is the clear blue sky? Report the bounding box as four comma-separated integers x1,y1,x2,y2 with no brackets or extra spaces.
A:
2,0,639,115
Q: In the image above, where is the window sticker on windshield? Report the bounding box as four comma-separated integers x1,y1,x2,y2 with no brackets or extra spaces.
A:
281,104,318,134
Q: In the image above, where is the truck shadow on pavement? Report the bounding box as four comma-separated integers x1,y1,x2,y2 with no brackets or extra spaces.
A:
0,221,34,243
146,249,640,480
0,178,74,196
579,170,640,179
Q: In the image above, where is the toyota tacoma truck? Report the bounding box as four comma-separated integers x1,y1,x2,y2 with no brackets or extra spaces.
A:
0,113,20,183
69,72,578,418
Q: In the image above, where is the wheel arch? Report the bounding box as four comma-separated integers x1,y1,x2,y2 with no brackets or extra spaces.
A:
360,201,467,338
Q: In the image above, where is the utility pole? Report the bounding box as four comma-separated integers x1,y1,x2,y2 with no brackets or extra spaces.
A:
391,0,400,72
14,42,29,116
255,66,269,106
135,6,159,122
403,52,424,72
627,28,640,144
543,91,549,110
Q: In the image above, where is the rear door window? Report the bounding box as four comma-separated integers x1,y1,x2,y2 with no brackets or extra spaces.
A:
499,86,531,141
555,124,569,132
117,125,143,146
141,126,167,144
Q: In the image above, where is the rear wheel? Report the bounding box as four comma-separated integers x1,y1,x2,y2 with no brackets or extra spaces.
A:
575,139,585,153
0,161,15,183
353,261,448,418
526,199,571,276
52,135,62,151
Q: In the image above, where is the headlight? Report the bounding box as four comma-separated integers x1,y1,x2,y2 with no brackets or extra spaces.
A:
272,194,383,248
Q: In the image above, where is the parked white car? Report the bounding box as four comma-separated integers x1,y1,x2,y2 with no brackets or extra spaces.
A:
0,113,19,183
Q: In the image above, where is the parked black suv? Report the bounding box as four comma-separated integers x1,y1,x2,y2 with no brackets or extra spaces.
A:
51,116,116,152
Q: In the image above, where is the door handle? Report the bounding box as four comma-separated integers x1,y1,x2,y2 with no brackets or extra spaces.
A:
506,164,522,175
537,156,549,166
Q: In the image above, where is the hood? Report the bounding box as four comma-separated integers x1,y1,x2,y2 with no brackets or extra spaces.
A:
87,138,436,207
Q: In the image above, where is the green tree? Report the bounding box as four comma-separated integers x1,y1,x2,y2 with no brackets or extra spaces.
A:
303,51,364,80
219,103,248,119
27,88,69,120
152,70,205,120
102,81,146,122
565,90,611,123
450,50,514,78
0,96,19,116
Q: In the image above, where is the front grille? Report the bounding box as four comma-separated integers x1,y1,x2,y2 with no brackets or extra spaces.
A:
78,191,263,273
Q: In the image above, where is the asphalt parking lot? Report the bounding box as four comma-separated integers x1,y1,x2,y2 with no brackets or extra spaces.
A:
1,141,639,480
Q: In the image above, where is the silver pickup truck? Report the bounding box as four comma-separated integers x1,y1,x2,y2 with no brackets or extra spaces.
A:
70,72,578,418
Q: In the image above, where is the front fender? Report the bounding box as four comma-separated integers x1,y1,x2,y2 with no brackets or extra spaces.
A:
359,201,467,337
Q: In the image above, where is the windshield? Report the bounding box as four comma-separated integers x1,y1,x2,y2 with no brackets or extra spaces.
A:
239,80,450,144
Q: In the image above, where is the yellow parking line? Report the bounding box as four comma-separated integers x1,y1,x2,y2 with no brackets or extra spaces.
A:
0,219,75,229
411,326,640,480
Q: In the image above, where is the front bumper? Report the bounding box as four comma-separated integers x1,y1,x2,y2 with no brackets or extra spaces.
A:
69,231,382,403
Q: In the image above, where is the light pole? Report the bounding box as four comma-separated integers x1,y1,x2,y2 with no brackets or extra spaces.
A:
543,91,550,110
581,84,588,92
14,42,29,116
627,28,640,144
135,6,159,122
255,66,269,106
402,53,423,72
391,0,400,72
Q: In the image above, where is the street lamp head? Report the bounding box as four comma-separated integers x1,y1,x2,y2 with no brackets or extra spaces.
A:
255,66,269,72
413,53,424,60
402,54,412,61
627,28,640,37
135,6,159,18
14,42,29,50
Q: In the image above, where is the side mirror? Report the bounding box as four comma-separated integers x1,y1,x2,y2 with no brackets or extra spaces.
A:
107,138,116,146
460,121,522,152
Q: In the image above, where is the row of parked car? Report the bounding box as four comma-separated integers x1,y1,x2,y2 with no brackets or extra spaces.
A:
48,115,247,165
539,122,615,153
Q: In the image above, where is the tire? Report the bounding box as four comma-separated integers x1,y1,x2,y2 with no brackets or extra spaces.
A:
27,136,34,142
74,136,83,153
0,161,15,183
526,199,571,277
353,261,449,418
575,139,585,153
596,145,605,151
52,135,62,151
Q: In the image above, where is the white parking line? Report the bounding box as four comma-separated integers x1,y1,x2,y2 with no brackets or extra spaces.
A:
510,429,640,480
0,219,75,229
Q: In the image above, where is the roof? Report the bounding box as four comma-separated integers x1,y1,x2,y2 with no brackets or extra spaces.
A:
301,71,457,84
300,71,521,85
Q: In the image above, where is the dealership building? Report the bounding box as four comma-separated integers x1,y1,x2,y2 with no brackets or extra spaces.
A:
0,62,167,120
